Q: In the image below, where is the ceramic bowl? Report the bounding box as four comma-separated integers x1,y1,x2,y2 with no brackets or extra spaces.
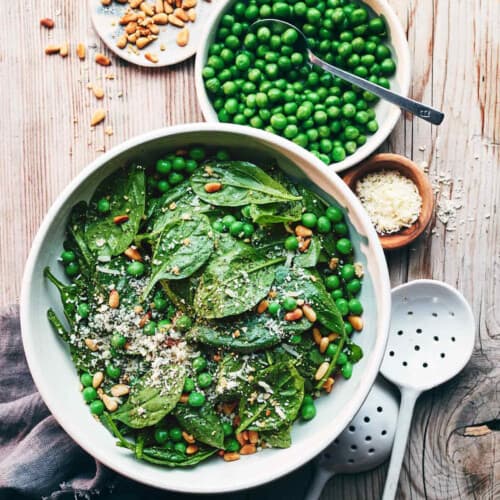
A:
21,123,391,493
343,153,434,250
195,0,411,173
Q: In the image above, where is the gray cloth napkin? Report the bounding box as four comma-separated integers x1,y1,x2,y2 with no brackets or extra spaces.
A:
0,306,312,500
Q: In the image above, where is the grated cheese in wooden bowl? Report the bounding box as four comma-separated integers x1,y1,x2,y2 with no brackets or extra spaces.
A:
355,170,422,235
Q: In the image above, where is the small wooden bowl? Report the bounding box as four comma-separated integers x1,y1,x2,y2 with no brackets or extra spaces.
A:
342,153,434,251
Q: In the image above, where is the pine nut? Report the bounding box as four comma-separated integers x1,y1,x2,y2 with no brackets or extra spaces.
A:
323,377,335,393
164,2,173,14
95,53,111,66
84,338,98,351
295,225,313,237
113,214,129,224
124,247,142,261
45,45,61,55
179,393,189,403
128,34,138,43
92,371,104,388
120,13,139,25
257,300,268,314
174,8,189,21
168,14,184,27
145,52,159,63
125,22,138,34
111,384,130,397
204,182,222,193
235,432,247,446
328,257,339,270
40,18,55,29
298,238,311,252
109,290,120,308
223,452,240,462
182,431,195,444
348,315,363,331
59,43,69,57
138,311,151,328
240,444,257,455
153,12,168,24
176,27,189,47
187,8,196,21
76,43,86,60
248,431,259,444
328,332,340,342
302,304,317,322
101,0,112,5
91,109,106,126
284,308,303,321
314,361,329,381
140,2,155,16
182,0,196,7
312,327,322,345
129,0,143,7
93,86,105,99
136,37,152,49
319,336,329,354
186,444,198,455
102,394,118,412
155,0,164,12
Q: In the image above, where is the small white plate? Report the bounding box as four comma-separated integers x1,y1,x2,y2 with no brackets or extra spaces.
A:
90,0,218,67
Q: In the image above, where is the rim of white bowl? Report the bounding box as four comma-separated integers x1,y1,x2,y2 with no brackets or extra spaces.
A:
194,0,411,173
20,123,391,493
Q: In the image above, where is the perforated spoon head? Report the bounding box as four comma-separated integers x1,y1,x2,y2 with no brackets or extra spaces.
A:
380,280,475,392
316,377,399,475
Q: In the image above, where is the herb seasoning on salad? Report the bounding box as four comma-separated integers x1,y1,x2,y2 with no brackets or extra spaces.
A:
46,146,365,467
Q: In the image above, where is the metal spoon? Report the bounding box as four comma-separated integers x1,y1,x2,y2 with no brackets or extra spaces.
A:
380,280,475,500
251,19,444,125
305,377,399,500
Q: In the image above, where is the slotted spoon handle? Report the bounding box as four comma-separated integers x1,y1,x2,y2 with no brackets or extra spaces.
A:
305,468,336,500
382,388,421,500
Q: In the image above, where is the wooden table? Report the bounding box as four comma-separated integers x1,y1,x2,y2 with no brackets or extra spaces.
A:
1,1,498,498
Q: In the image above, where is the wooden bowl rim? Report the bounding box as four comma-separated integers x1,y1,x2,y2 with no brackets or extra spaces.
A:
342,153,434,250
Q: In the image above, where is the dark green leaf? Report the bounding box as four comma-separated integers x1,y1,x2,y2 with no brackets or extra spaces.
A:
66,202,95,277
296,185,327,217
141,446,216,467
174,403,225,448
260,426,292,448
194,239,285,319
191,161,302,207
84,165,145,259
293,236,321,268
142,214,214,299
44,267,79,326
113,365,185,429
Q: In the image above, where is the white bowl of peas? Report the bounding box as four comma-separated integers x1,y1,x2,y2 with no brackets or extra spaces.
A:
21,123,391,493
196,0,411,172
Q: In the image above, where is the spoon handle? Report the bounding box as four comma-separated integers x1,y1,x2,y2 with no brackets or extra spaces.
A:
305,467,335,500
308,52,444,125
382,388,420,500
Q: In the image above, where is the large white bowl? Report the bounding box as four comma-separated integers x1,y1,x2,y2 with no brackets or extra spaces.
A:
195,0,411,173
21,124,391,493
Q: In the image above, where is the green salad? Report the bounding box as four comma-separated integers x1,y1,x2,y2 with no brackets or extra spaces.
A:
203,0,396,164
46,146,365,467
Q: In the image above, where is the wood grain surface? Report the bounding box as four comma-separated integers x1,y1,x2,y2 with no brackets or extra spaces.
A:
0,1,498,499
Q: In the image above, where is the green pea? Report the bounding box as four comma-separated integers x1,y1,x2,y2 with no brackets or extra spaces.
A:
89,399,104,415
347,279,362,294
303,394,314,406
222,422,233,437
368,17,386,34
349,343,364,363
222,214,236,228
168,172,184,185
348,298,363,315
97,198,110,213
271,113,287,130
156,159,172,175
349,8,368,26
157,320,170,333
283,297,298,311
334,222,348,235
80,372,93,387
336,238,352,255
268,302,280,315
325,343,338,358
212,220,225,233
332,146,346,162
127,261,145,277
336,298,350,316
157,179,170,193
331,289,344,300
282,28,298,45
325,275,340,290
197,372,213,388
242,223,255,237
111,333,126,349
225,438,240,452
229,220,244,236
380,58,396,76
301,212,317,228
316,216,332,233
375,44,391,61
341,361,353,379
82,386,97,403
188,391,206,407
106,364,121,379
168,427,182,442
183,377,195,393
77,303,89,319
61,250,76,263
155,428,169,444
325,206,343,223
192,356,207,373
337,352,348,365
272,2,291,18
176,315,192,332
301,403,316,420
174,442,187,454
154,295,168,311
290,334,302,344
340,264,355,281
284,236,299,251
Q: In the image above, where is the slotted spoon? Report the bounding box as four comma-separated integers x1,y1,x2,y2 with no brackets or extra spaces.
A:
306,377,399,500
380,280,475,500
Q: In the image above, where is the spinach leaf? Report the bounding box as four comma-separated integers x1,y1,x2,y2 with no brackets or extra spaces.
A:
237,362,304,433
47,308,70,342
141,446,216,467
84,165,145,259
142,214,214,299
174,403,225,449
260,426,292,448
44,267,79,326
113,365,185,429
190,161,302,207
296,185,327,217
194,239,285,319
94,256,138,306
66,202,94,277
293,236,321,268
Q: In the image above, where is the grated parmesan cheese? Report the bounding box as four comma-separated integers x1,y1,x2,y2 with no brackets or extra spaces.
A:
355,170,422,234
